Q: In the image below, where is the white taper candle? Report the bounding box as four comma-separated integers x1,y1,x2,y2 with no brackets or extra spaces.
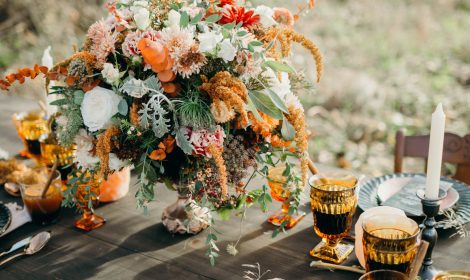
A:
425,103,446,199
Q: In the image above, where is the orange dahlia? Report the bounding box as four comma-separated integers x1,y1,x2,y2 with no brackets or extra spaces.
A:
219,5,260,28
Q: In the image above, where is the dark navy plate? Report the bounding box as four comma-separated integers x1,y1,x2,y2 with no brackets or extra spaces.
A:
0,203,12,234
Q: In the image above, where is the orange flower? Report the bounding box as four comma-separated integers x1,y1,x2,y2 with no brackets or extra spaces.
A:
149,149,166,161
162,136,176,154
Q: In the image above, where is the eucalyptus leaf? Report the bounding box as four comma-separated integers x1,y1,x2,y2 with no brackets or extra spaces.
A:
281,115,295,141
191,13,203,24
248,91,283,119
118,99,129,116
246,96,264,122
266,88,288,113
262,61,295,73
180,11,190,28
50,99,68,106
73,90,85,105
205,14,221,23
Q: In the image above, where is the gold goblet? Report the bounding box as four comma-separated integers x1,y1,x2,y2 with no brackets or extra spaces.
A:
266,165,306,229
40,133,76,183
12,111,49,161
309,174,358,264
362,214,420,275
71,173,106,231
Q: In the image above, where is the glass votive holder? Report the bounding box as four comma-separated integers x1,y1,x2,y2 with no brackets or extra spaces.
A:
19,168,62,225
359,270,409,280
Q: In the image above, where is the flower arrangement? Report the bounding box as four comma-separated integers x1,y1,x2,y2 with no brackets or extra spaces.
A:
1,0,322,264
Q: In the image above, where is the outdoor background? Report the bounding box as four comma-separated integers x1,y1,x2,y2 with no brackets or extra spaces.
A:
0,0,469,176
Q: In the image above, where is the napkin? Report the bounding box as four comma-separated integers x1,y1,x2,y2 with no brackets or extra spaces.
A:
354,206,406,268
0,202,32,237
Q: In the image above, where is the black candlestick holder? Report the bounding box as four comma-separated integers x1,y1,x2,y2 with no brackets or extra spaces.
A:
416,189,448,280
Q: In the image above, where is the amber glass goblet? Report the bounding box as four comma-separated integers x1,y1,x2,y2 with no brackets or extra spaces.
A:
359,270,409,280
13,111,49,161
362,214,420,275
309,174,358,264
266,166,306,229
72,173,106,231
40,133,76,183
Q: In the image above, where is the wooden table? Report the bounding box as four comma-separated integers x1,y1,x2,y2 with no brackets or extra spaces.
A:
1,96,469,280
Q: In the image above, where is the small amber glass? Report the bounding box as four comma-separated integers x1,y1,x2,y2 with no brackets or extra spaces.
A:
13,111,49,160
72,173,106,231
309,174,358,264
359,270,409,280
266,166,306,229
362,214,420,275
40,134,76,182
19,169,62,225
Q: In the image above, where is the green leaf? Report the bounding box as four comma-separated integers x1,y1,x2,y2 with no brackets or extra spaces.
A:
118,99,128,116
73,90,85,105
262,61,295,73
223,22,236,30
266,88,288,113
248,91,283,119
180,11,190,28
217,209,232,220
175,127,193,154
205,14,221,23
246,96,263,122
236,30,248,37
50,99,68,106
190,13,203,24
281,115,295,141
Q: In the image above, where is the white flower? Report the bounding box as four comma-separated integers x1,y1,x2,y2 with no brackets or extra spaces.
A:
255,5,277,28
133,7,150,30
118,0,130,4
167,10,181,29
198,30,223,53
285,92,304,111
109,153,128,171
218,39,237,62
122,77,149,98
263,69,291,99
81,86,122,132
101,63,121,86
74,129,99,169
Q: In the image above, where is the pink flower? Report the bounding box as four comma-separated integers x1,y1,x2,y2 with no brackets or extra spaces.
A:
179,126,226,157
87,20,117,68
122,30,160,58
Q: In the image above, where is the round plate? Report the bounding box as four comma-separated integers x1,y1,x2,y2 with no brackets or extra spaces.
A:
358,173,470,228
0,203,12,234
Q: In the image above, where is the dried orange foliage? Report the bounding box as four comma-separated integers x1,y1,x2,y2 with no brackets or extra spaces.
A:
263,27,323,82
249,111,279,139
130,101,140,126
0,64,48,91
96,126,120,178
148,135,176,161
208,144,228,199
200,71,249,127
285,106,309,185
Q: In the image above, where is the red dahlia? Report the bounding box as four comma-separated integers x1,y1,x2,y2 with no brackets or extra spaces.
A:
219,5,260,28
218,0,234,7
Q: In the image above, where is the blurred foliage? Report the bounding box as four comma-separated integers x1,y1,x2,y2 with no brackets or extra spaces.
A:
1,0,469,176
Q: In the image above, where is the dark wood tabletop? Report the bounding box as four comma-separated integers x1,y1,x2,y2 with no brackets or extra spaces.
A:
0,96,469,280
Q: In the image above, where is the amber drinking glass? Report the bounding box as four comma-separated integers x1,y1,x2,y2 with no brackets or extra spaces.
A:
309,174,358,264
362,214,420,275
266,166,306,229
40,134,76,182
19,169,62,225
359,270,409,280
13,111,49,160
434,271,470,280
72,173,106,231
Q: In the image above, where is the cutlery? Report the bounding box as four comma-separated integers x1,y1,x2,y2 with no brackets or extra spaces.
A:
0,231,51,266
0,235,32,258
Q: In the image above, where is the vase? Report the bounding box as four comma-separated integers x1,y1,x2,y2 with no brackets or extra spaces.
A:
161,188,211,235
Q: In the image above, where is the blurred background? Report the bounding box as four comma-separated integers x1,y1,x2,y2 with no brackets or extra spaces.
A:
0,0,469,176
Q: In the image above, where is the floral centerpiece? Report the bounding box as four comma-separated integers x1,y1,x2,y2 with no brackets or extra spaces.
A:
1,0,322,264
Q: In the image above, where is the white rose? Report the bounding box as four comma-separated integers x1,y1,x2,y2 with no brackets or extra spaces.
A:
74,129,99,169
133,7,150,30
101,63,121,86
118,0,130,4
263,68,291,99
167,10,181,29
218,39,237,62
122,77,148,98
198,30,223,53
81,86,122,132
255,5,277,28
109,153,128,171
